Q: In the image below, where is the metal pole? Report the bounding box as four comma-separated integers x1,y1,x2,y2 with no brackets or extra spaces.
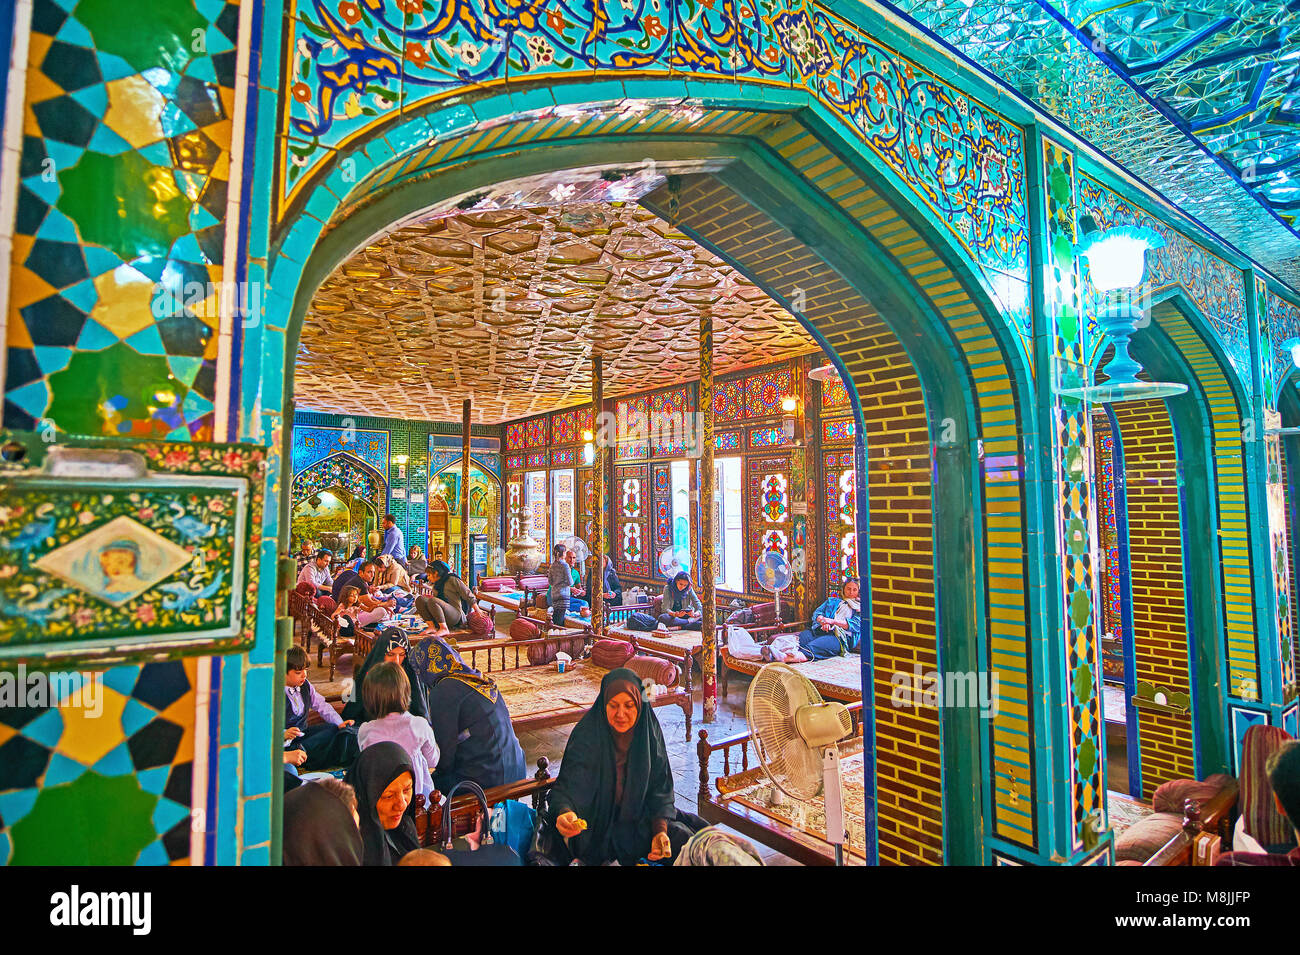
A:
700,309,717,722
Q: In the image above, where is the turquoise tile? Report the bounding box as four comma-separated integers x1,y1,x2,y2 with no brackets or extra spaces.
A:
32,346,74,377
302,184,338,223
507,86,556,114
75,320,118,350
86,124,132,156
188,55,218,84
0,789,39,827
136,140,173,167
121,697,159,738
0,830,11,865
90,741,135,776
240,728,272,800
102,664,142,696
41,752,88,788
152,795,189,835
168,354,204,386
38,208,82,245
21,173,60,207
243,794,270,846
7,380,51,419
241,844,270,866
552,80,625,107
70,82,108,117
427,104,476,140
136,764,171,797
124,323,167,356
95,51,137,83
384,116,434,156
168,233,206,264
135,839,170,866
219,656,244,745
59,276,98,311
20,707,64,748
54,13,95,45
215,744,239,865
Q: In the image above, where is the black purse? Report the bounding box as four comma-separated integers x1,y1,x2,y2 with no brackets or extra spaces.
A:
439,781,522,866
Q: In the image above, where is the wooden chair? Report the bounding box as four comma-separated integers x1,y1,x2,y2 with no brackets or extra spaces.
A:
412,758,555,851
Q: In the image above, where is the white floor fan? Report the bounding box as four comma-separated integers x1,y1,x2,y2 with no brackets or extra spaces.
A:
746,662,856,865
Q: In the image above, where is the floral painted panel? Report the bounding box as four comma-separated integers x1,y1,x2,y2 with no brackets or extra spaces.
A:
0,436,264,667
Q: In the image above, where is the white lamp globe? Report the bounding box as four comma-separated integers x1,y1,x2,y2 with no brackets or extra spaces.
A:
1077,224,1165,294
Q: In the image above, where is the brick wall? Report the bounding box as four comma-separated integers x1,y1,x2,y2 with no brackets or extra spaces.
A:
1111,400,1195,797
657,176,943,865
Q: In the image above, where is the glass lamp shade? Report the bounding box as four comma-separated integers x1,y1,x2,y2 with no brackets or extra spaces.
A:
1283,338,1300,370
1078,224,1165,294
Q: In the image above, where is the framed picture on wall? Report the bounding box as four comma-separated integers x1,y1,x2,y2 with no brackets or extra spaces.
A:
0,432,265,670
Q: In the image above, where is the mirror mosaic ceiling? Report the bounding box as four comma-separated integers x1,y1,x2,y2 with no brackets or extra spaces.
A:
296,203,822,422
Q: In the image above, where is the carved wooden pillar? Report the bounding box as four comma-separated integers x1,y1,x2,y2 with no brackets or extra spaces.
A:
591,353,605,635
461,399,471,581
700,310,717,722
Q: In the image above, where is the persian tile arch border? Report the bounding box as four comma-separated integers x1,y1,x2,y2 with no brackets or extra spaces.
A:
265,72,1042,861
1077,174,1250,390
1147,295,1262,706
273,0,1032,363
1036,137,1104,855
289,450,388,513
1265,287,1300,409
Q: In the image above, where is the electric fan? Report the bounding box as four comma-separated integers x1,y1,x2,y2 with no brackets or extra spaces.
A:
658,546,684,578
753,549,793,623
562,535,590,565
747,662,856,865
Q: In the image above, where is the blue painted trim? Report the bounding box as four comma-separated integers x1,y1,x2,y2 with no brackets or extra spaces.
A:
204,656,221,865
1105,403,1143,797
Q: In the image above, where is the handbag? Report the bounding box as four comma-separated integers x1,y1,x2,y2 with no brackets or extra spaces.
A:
627,611,658,632
439,780,523,866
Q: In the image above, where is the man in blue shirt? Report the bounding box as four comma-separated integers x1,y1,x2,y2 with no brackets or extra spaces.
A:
380,514,405,566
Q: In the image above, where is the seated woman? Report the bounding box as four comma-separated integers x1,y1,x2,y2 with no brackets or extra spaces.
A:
657,571,703,631
547,669,705,865
565,550,589,613
357,661,439,800
547,543,571,627
415,559,476,636
587,554,622,608
373,555,415,613
343,629,429,725
282,777,363,866
406,545,428,579
347,742,421,866
796,578,862,660
409,637,527,792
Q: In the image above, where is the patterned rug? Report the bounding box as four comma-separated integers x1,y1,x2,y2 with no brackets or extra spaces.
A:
719,742,868,859
1107,791,1152,838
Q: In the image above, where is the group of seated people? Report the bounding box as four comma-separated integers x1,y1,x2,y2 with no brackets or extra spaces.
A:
545,545,624,625
281,634,746,865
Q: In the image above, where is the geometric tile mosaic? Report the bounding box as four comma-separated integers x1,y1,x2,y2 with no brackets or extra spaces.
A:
4,0,240,440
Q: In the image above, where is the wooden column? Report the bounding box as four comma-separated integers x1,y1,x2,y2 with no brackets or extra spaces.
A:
700,310,718,722
591,353,604,635
461,399,471,581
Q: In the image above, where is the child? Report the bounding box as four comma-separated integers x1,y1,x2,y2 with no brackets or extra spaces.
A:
284,645,360,771
357,661,439,800
334,584,390,636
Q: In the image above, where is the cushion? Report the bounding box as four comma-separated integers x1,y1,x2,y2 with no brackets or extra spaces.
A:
316,596,336,613
1114,812,1185,863
625,654,679,689
508,618,539,642
534,593,548,609
726,606,755,626
478,576,515,592
591,638,635,669
519,575,548,591
751,602,777,626
294,581,316,598
464,608,491,637
1152,774,1233,814
527,634,585,666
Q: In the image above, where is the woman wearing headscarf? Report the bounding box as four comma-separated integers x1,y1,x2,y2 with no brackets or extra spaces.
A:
415,559,476,636
587,554,623,608
342,629,429,725
656,571,703,630
407,545,428,578
795,577,863,660
408,636,526,791
547,669,704,865
346,742,421,866
282,779,364,866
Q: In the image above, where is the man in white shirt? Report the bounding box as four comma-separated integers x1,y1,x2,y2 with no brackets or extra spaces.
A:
297,549,334,594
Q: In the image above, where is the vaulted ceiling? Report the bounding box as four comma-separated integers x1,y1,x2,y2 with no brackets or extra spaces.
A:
295,202,821,422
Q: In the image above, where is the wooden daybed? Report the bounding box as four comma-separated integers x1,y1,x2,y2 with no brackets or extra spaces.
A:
459,635,695,740
696,702,866,865
720,646,862,703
